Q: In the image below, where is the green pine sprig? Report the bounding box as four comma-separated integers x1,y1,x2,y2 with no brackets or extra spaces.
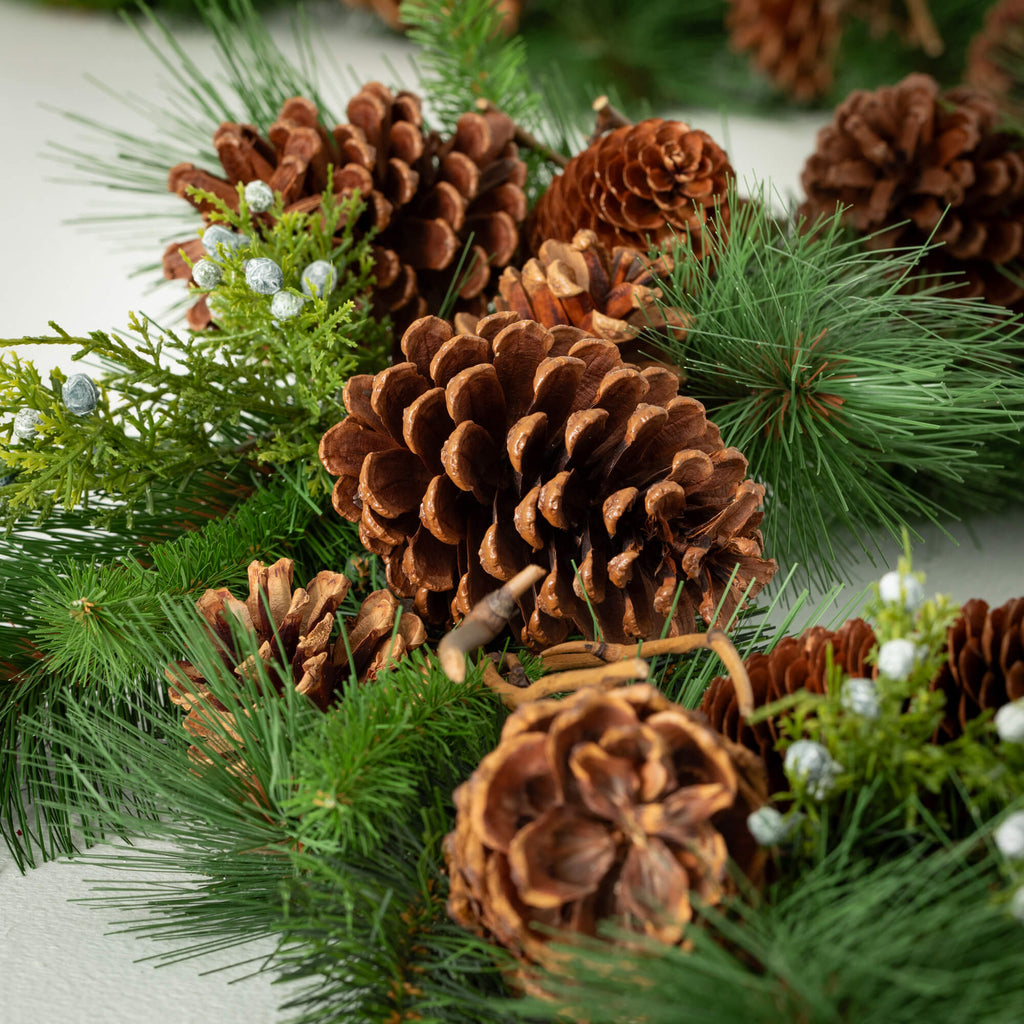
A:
648,186,1024,587
508,809,1024,1024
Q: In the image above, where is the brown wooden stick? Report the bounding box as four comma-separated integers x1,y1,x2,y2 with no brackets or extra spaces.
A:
589,94,632,143
540,629,755,717
481,657,649,709
540,634,716,671
437,565,546,683
474,99,568,168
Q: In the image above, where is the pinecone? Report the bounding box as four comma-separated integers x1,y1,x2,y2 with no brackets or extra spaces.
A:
318,311,777,649
800,73,1024,309
931,595,1024,742
699,618,877,792
966,0,1024,121
164,87,527,333
701,595,1024,786
726,0,843,101
443,683,768,970
527,118,734,259
487,229,688,367
340,0,521,33
167,558,426,765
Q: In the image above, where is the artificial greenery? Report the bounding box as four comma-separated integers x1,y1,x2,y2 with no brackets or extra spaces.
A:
5,1,1024,1021
0,185,383,525
649,190,1024,586
511,813,1024,1024
763,553,1024,850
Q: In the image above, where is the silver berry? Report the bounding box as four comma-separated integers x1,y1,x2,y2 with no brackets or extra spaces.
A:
300,259,337,298
12,407,42,441
747,806,797,846
270,290,306,321
841,676,880,720
202,224,249,257
877,638,918,681
878,570,925,612
243,180,275,213
995,811,1024,860
995,701,1024,743
191,258,223,289
245,257,284,295
62,374,99,416
784,739,842,800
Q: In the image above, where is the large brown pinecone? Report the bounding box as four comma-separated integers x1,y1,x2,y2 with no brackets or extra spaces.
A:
444,683,768,971
167,558,426,765
486,229,688,368
528,119,734,259
699,618,876,793
164,86,527,333
727,0,843,101
318,311,777,649
931,595,1024,742
800,73,1024,309
340,0,521,33
966,0,1024,121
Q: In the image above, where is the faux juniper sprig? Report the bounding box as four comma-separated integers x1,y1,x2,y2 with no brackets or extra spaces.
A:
0,185,387,526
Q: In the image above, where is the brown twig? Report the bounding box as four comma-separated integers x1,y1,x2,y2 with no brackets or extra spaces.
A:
539,629,754,717
481,657,649,709
589,94,632,144
437,565,546,683
474,99,568,168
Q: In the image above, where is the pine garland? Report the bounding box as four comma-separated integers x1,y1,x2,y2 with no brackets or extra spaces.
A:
5,1,1024,1021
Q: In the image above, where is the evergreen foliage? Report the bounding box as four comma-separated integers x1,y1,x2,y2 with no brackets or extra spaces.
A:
510,817,1024,1024
649,189,1024,585
6,1,1024,1020
0,186,384,525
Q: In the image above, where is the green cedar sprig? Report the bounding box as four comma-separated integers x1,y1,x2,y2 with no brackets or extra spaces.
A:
0,185,385,525
649,186,1024,587
762,554,1024,848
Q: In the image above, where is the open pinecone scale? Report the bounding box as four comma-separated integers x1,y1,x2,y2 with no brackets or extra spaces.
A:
320,311,776,649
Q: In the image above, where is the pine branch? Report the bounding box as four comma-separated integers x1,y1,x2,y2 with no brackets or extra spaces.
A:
511,815,1024,1024
400,0,538,132
648,185,1024,588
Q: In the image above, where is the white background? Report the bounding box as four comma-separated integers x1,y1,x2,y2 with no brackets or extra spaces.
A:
1,2,1022,1022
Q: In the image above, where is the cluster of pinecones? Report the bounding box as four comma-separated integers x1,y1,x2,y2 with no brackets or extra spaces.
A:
162,65,1024,980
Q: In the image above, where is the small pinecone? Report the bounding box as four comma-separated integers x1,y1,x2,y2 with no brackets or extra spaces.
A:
443,683,768,970
488,229,689,367
528,119,734,258
318,312,776,649
699,618,877,793
340,0,521,33
966,0,1024,121
931,595,1024,742
727,0,843,101
167,558,426,764
800,73,1024,309
164,87,527,333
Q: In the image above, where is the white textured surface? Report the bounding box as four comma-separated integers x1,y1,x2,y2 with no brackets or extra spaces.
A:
1,3,1023,1023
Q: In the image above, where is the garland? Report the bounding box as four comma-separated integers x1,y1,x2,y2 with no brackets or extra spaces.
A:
2,1,1024,1021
